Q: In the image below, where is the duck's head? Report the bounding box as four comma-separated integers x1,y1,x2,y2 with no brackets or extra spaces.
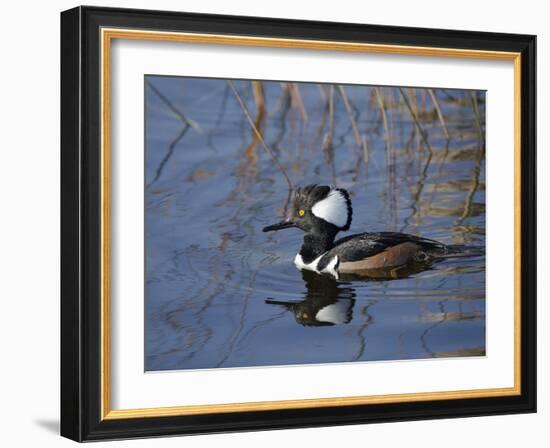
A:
263,185,352,236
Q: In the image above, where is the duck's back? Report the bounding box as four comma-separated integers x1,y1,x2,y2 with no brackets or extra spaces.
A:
318,232,446,273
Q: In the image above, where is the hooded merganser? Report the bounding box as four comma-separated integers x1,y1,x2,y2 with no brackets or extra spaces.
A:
263,184,447,278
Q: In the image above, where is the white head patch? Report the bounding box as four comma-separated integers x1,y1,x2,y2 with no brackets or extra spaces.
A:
311,189,351,228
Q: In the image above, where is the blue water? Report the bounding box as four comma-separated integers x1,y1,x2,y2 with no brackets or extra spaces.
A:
144,77,486,371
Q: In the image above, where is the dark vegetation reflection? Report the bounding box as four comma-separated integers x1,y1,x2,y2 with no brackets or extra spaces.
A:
145,77,486,371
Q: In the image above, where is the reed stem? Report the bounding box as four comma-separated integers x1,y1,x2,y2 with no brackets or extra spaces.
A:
338,85,369,164
428,89,450,141
398,87,433,154
228,80,293,190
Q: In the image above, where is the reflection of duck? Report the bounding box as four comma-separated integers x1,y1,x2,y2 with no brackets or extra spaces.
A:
266,270,355,326
263,185,446,278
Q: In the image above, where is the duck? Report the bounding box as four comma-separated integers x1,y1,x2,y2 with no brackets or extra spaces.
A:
263,184,447,278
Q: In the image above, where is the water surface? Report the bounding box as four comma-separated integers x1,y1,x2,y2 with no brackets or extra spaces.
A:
145,77,486,371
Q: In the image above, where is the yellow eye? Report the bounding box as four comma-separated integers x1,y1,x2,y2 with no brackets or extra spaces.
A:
298,209,305,216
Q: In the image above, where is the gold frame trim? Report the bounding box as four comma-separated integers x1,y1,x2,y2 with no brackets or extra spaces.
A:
100,28,522,420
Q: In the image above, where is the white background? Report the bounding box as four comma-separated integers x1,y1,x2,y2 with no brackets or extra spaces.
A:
0,0,546,447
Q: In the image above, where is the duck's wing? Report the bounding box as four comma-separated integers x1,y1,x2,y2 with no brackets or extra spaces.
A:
328,232,446,263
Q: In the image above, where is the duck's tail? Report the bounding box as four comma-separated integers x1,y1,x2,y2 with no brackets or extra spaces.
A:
437,244,485,259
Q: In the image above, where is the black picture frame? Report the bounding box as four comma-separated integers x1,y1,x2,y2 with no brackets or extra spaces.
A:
61,5,536,442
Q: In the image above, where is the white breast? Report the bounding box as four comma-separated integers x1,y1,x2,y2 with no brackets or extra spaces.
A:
294,253,339,278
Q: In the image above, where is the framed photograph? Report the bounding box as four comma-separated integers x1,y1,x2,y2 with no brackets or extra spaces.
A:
60,6,536,441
